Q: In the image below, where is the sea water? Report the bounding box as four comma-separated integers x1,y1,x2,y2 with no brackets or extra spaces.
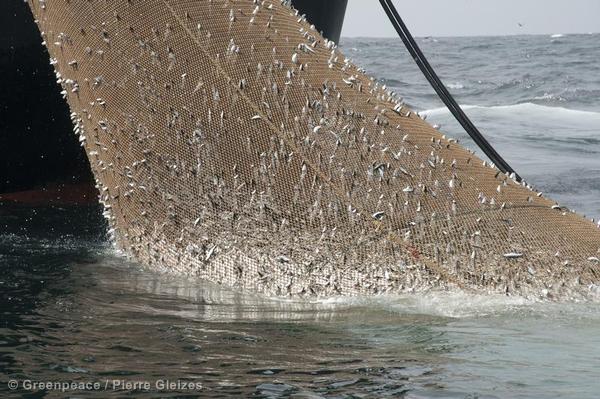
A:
1,34,600,398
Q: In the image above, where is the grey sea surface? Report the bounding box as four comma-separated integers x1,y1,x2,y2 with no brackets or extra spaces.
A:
1,34,600,398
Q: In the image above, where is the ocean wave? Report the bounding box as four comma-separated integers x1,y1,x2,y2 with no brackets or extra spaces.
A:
528,88,600,104
420,103,600,121
530,92,567,102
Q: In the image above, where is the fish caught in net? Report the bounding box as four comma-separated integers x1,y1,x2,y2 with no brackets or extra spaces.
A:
27,0,600,299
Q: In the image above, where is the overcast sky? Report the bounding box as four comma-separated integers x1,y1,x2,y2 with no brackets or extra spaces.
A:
342,0,600,37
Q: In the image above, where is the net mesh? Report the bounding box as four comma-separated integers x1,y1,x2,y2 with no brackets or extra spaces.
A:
28,0,600,298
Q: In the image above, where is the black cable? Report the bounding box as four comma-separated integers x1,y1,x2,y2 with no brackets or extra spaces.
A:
379,0,520,181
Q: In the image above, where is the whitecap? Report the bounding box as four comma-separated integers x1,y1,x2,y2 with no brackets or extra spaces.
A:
551,33,564,38
446,82,464,90
531,92,566,102
420,103,600,123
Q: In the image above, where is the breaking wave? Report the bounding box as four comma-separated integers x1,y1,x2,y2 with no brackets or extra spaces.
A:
420,102,600,122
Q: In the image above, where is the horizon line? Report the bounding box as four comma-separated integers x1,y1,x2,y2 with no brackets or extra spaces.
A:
341,31,598,39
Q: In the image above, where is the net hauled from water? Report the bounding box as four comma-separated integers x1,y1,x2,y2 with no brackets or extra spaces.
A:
27,0,600,299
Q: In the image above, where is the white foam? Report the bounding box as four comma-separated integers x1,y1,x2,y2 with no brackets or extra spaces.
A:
379,292,534,318
531,92,566,102
551,33,565,38
316,291,534,318
446,82,464,90
421,103,600,124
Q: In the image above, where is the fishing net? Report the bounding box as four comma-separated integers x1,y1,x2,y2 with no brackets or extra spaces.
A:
28,0,600,298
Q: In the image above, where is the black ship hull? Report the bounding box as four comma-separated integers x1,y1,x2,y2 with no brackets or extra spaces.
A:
0,0,347,203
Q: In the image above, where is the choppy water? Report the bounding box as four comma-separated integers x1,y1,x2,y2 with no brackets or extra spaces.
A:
2,35,600,398
346,34,600,220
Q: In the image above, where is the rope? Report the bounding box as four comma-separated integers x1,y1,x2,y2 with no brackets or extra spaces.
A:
379,0,521,181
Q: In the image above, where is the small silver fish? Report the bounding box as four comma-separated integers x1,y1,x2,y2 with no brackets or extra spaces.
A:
372,211,385,221
504,252,523,259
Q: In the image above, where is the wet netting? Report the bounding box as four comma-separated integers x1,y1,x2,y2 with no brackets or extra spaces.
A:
28,0,600,298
